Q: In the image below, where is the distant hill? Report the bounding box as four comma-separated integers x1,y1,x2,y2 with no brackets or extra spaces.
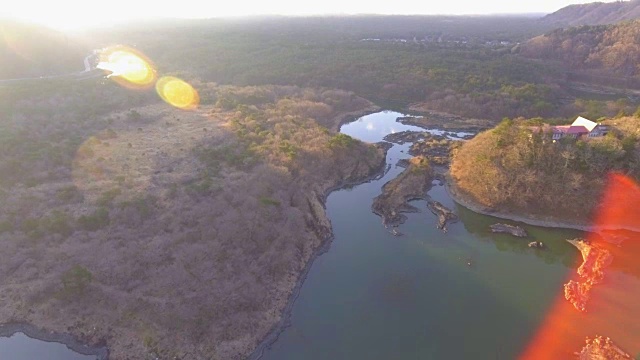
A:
520,20,640,80
541,0,640,26
0,19,87,79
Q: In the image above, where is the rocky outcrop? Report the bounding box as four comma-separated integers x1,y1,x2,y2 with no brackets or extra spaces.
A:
398,113,490,133
383,131,428,145
490,223,528,237
528,241,544,249
564,239,613,312
372,156,434,227
409,135,455,166
577,335,632,360
427,200,458,232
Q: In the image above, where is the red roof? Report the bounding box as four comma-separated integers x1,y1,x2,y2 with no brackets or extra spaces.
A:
566,126,589,134
552,125,589,134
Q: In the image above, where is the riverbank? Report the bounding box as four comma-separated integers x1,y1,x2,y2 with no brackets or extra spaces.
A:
248,141,392,360
331,104,382,132
445,174,640,233
0,323,108,359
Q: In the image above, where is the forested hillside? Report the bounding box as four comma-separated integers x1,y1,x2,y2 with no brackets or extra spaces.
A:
450,116,640,222
84,16,579,120
0,20,87,79
521,20,640,80
541,0,640,26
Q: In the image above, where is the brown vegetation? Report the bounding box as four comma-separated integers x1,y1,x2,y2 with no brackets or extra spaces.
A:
541,1,640,27
450,116,640,222
0,82,386,359
521,20,640,80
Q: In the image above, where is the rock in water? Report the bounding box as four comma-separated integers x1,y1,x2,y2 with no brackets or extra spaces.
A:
489,223,527,237
528,241,544,248
426,200,458,232
577,335,631,360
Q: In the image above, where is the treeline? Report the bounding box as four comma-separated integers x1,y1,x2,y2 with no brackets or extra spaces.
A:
450,115,640,221
521,20,640,80
86,16,581,120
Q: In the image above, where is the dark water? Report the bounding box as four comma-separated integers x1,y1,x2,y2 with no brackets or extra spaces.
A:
260,110,582,359
0,332,96,360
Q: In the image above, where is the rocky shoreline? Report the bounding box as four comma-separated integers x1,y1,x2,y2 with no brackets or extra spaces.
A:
371,156,435,228
445,176,640,233
0,323,108,359
247,141,392,360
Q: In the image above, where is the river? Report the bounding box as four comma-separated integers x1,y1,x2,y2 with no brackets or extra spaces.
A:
257,110,584,359
0,110,592,359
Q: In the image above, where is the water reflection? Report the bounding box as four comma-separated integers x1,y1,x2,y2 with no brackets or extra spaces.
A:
258,111,582,360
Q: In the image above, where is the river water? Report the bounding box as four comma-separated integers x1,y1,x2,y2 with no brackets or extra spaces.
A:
0,332,96,360
259,110,584,359
0,111,602,359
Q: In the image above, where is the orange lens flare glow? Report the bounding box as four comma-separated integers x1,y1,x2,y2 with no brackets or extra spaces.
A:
520,173,640,359
155,76,199,110
97,46,156,89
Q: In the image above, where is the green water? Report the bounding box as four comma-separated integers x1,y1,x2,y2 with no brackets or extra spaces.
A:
259,111,582,359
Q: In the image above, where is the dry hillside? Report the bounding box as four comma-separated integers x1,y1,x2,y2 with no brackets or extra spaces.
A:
0,82,386,359
450,116,640,222
521,20,640,79
541,0,640,26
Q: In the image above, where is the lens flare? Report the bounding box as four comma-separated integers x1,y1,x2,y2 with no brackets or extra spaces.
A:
520,173,640,359
97,46,156,89
155,76,199,110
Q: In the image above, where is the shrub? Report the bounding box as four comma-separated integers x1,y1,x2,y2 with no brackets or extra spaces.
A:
78,207,110,231
97,188,122,206
259,196,281,206
328,133,356,149
61,265,93,295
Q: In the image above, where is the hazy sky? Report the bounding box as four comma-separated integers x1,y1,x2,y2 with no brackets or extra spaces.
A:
1,0,620,30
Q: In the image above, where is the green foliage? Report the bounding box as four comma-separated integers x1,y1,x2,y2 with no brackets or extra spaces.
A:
259,197,281,207
44,210,73,237
97,188,122,206
119,195,156,220
61,265,93,295
56,185,82,203
215,97,238,110
278,141,297,158
328,133,357,149
635,106,640,118
0,220,14,234
78,207,110,231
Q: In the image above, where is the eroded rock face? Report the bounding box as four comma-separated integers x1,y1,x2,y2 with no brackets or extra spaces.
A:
577,335,631,360
371,156,434,228
489,223,528,237
564,239,613,312
426,200,458,232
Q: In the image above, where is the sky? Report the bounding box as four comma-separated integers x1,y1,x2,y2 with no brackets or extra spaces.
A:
0,0,620,30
